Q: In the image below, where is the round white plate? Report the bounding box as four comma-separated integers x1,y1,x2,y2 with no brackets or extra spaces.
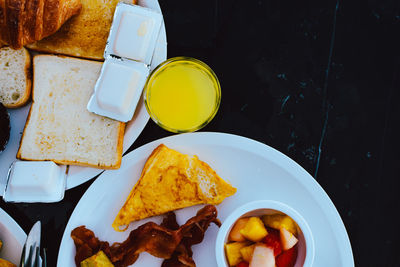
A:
0,0,167,194
57,132,354,266
0,208,26,265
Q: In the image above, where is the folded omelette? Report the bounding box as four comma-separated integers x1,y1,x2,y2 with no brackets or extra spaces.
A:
113,144,236,231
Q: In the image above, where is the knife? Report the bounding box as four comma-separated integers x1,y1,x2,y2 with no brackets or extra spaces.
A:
19,221,41,267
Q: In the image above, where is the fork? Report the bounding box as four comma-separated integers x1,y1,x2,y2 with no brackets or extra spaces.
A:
20,245,47,267
19,221,46,267
20,243,36,267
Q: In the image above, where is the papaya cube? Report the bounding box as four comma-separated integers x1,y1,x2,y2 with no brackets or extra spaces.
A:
262,214,297,235
225,242,249,266
239,217,268,242
240,244,256,262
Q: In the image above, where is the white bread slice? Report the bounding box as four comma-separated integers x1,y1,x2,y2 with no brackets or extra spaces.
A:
0,46,31,108
17,55,125,169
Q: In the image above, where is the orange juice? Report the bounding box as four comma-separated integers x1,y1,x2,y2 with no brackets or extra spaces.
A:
144,57,221,132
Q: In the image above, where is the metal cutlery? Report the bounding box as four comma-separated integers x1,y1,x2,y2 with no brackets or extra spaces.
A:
19,221,45,267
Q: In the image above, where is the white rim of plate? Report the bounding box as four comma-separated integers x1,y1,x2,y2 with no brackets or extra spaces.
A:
0,208,26,263
57,132,354,266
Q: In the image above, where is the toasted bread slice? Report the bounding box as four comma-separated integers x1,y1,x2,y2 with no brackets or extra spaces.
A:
0,46,31,108
17,55,125,169
112,144,236,231
27,0,138,60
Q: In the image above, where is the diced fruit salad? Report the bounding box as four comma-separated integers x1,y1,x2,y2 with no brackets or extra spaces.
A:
225,214,299,267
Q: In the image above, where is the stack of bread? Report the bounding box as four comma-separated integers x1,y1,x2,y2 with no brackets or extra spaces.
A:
0,0,138,169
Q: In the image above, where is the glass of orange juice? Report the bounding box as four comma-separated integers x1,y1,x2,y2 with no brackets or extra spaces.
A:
144,57,221,133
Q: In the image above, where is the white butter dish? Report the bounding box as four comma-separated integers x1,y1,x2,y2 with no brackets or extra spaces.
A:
87,56,149,122
105,2,163,65
3,161,67,203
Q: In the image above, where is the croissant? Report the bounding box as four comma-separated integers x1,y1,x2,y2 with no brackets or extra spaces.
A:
0,0,82,49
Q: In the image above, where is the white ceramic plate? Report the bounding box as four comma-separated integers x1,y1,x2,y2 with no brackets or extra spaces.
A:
57,132,354,266
0,0,167,195
0,208,26,265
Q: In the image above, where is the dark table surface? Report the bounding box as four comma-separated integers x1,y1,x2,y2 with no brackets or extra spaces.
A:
1,0,400,266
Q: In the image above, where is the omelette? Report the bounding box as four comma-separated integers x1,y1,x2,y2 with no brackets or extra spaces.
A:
113,144,236,231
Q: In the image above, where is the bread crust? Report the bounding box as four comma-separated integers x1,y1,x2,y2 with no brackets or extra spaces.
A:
5,0,26,48
39,121,125,169
6,47,31,108
42,0,59,35
0,46,32,108
0,0,10,45
26,121,125,169
112,144,237,230
23,0,43,44
0,0,82,48
16,54,125,169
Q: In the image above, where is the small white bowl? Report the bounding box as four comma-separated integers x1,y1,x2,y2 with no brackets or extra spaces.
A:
215,200,315,267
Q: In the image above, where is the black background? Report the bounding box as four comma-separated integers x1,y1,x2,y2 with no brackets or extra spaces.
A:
1,0,400,266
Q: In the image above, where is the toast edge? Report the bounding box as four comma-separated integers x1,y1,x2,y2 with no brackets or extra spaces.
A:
3,47,32,108
16,54,125,169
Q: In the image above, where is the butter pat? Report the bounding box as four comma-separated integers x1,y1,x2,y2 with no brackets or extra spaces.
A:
87,56,149,122
105,3,162,65
3,161,67,203
96,60,140,114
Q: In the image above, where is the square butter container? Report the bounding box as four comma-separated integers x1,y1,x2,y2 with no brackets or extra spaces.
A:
3,161,68,203
105,2,163,65
87,56,149,122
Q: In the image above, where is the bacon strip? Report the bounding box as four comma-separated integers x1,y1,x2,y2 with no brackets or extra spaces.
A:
71,205,220,267
162,206,221,267
71,226,113,266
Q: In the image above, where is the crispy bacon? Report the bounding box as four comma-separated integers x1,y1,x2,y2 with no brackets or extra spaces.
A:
71,205,220,267
162,206,221,267
109,222,184,266
161,211,180,230
71,226,113,266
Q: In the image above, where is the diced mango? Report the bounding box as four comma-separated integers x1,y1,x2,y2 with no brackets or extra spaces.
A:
262,214,297,235
229,218,250,242
240,244,256,262
80,251,114,267
225,242,249,266
240,217,268,242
